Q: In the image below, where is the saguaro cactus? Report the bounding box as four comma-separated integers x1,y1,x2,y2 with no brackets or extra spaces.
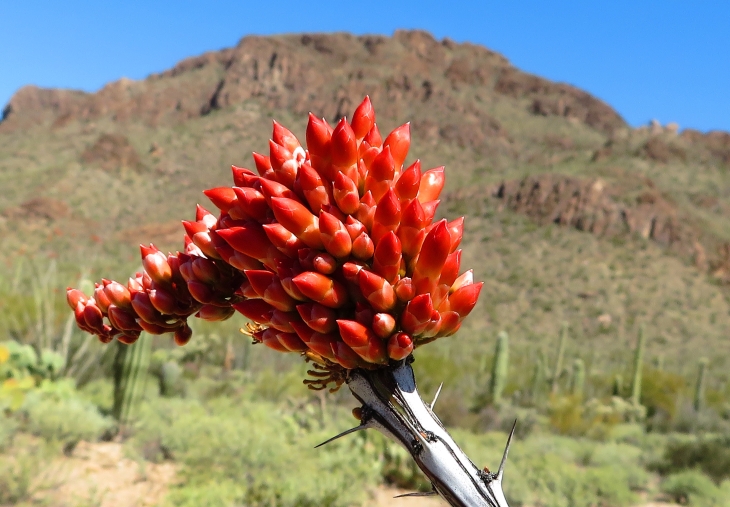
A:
570,359,585,397
694,358,708,412
65,97,513,506
550,322,568,394
529,352,546,404
490,331,509,405
630,325,645,406
112,333,151,426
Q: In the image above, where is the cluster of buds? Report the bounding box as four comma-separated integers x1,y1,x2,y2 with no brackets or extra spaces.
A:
67,97,482,371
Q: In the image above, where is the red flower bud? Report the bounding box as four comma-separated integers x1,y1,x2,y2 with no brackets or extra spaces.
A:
131,292,163,324
372,313,396,339
296,162,330,213
351,96,375,139
319,211,352,259
261,328,291,352
66,288,87,310
82,302,104,332
192,257,220,284
394,277,415,302
141,244,172,285
269,309,301,333
313,252,337,275
292,271,348,308
245,270,297,312
439,250,462,287
148,288,177,314
272,119,302,154
252,152,273,177
358,269,396,312
333,171,360,215
331,118,358,169
383,123,410,169
344,216,366,241
263,223,305,257
174,323,193,346
270,197,323,249
413,220,451,294
275,330,309,352
203,187,237,213
352,232,375,261
231,165,256,187
332,341,366,369
196,304,235,322
107,305,142,332
395,160,421,201
232,299,275,324
365,146,395,202
371,189,401,245
445,282,483,319
104,281,131,309
306,114,332,161
447,217,464,252
296,303,337,334
388,332,414,360
93,285,111,313
233,186,269,222
373,231,402,284
363,123,382,148
401,294,433,336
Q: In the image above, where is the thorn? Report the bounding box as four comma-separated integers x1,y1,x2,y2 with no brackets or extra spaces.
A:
393,491,438,498
430,382,443,410
496,419,517,480
313,424,366,448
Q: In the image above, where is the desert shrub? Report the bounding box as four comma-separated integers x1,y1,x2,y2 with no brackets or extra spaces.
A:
129,392,381,507
661,470,725,506
21,378,114,443
0,434,52,505
657,434,730,483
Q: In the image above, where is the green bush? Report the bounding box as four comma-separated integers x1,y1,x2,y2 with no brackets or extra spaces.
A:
21,379,114,443
658,434,730,483
661,470,724,506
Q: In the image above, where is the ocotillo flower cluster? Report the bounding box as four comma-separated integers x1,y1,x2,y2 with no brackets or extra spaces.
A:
67,97,483,372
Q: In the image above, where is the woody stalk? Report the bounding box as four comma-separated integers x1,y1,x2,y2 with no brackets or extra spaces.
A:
67,97,513,506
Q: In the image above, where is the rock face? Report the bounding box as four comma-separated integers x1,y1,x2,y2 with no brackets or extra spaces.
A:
0,30,625,142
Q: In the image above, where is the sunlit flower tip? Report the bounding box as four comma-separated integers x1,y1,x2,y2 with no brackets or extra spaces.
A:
233,186,269,222
447,281,483,319
336,319,372,348
252,152,273,176
372,313,396,338
186,280,216,304
383,123,411,169
340,261,364,285
319,211,352,258
103,281,132,309
232,299,275,324
236,280,259,299
373,231,402,283
451,269,474,292
229,251,265,271
184,236,204,257
331,341,365,369
141,245,173,285
351,232,375,261
447,217,464,252
372,191,402,245
66,288,87,310
296,303,337,334
292,271,348,308
297,163,330,213
195,203,217,225
174,323,193,346
421,200,441,226
401,294,434,335
387,332,414,361
259,328,289,352
271,119,302,153
191,258,220,284
269,309,300,333
333,171,360,215
268,140,299,189
269,197,323,249
435,311,461,338
394,277,415,302
344,216,366,241
231,165,255,186
351,96,375,139
439,250,462,287
127,276,144,293
419,310,443,339
117,334,139,345
262,223,304,256
358,269,396,312
196,304,235,322
369,145,396,182
130,291,164,323
93,286,111,313
275,331,309,353
191,231,220,259
312,253,337,275
203,187,237,213
82,302,104,332
414,220,451,280
148,288,177,314
305,113,332,159
331,118,358,168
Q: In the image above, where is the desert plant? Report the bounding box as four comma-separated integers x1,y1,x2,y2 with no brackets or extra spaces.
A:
570,359,585,398
630,324,645,406
550,321,568,394
112,333,152,427
694,358,708,412
490,331,509,405
64,97,514,506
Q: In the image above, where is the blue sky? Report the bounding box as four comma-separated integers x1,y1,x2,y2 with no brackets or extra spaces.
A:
2,1,728,132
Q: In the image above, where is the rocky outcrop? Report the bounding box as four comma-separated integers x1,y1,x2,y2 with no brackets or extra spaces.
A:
80,134,145,173
0,30,626,143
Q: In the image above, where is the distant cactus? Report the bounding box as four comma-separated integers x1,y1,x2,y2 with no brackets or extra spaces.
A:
530,352,546,404
653,354,665,371
489,331,509,405
694,358,708,412
112,334,151,427
159,360,185,397
570,359,585,397
630,325,645,406
612,374,623,397
550,322,568,394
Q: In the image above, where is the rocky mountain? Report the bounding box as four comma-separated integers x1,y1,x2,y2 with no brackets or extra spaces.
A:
1,30,729,377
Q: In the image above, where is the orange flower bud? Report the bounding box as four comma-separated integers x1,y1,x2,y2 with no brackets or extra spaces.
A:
82,301,104,332
245,270,297,312
66,288,87,310
395,160,421,201
313,252,337,275
186,280,215,304
93,285,111,313
383,123,410,170
447,217,464,253
306,113,332,161
263,223,305,257
435,311,461,337
336,319,372,348
344,216,366,241
272,119,302,154
104,281,131,309
445,282,483,319
352,232,375,261
270,197,323,249
418,167,445,203
394,277,415,302
439,250,462,287
451,269,474,292
297,162,330,213
388,332,414,360
275,330,309,352
401,294,433,336
365,146,395,202
413,220,451,294
269,140,300,189
363,123,382,148
252,151,273,178
258,177,298,204
332,341,366,369
292,271,348,308
231,165,256,187
371,189,401,245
